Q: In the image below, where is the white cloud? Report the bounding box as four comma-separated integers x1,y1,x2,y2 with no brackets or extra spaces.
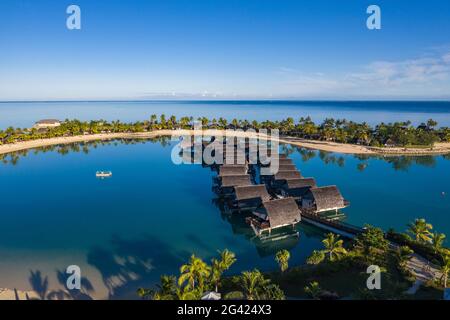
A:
272,50,450,99
442,53,450,64
347,52,450,86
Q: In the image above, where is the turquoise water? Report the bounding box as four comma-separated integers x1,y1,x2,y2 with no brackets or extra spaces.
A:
0,101,449,298
1,100,450,129
1,139,449,299
0,140,323,299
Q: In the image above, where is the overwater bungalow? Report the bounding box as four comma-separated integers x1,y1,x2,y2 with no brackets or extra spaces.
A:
260,164,298,182
269,170,302,188
246,198,301,236
260,157,294,167
218,165,248,176
261,151,288,159
277,164,298,171
214,174,253,196
301,185,349,214
210,149,248,166
278,177,317,200
226,184,271,213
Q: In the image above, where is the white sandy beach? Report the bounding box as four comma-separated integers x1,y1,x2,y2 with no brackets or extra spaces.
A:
1,129,449,156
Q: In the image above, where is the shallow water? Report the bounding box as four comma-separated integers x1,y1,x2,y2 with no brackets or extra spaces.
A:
0,139,449,299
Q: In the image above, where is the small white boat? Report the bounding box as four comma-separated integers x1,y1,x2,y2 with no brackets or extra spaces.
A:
96,171,112,178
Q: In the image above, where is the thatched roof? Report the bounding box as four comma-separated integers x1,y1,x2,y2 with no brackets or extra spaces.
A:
214,150,247,165
309,186,345,212
261,198,301,227
278,164,298,172
219,166,248,176
274,170,302,181
260,155,292,165
264,151,288,159
220,175,252,187
234,185,270,201
284,178,317,189
270,158,294,166
36,119,60,124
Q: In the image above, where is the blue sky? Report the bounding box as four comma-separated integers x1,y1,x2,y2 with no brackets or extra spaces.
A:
0,0,450,100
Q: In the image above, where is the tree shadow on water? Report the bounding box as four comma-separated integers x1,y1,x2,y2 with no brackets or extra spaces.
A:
28,269,95,300
86,234,186,299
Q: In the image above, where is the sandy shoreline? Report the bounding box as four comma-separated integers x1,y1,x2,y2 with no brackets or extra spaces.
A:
0,130,449,156
0,288,38,300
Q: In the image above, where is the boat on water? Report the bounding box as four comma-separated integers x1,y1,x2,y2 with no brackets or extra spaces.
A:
96,171,112,178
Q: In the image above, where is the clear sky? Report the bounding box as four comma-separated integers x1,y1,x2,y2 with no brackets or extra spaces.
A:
0,0,450,101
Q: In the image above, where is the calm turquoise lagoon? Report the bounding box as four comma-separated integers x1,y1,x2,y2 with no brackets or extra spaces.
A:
1,101,450,299
0,138,449,299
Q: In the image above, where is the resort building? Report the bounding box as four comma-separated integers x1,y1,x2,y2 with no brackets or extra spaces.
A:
247,197,301,235
33,119,61,129
201,291,221,300
301,185,348,213
278,177,317,200
228,184,271,212
270,170,302,188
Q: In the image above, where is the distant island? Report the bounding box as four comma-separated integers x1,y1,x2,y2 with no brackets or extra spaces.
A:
1,115,450,156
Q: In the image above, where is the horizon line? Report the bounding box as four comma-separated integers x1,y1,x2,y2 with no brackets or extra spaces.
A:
1,98,450,104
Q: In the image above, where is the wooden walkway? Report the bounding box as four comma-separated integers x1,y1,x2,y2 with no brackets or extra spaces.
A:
207,143,444,290
300,210,364,239
406,253,442,283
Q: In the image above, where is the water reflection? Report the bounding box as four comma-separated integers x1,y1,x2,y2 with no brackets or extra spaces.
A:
2,137,449,299
213,197,301,258
0,136,173,166
280,144,446,172
1,137,448,171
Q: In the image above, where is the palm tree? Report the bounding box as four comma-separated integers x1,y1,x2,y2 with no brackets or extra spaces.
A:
440,254,450,288
210,249,236,292
306,250,326,265
176,287,200,300
431,233,446,254
275,250,290,272
178,255,211,291
239,269,269,300
396,246,414,269
304,281,322,300
407,218,433,243
29,270,49,300
322,233,347,261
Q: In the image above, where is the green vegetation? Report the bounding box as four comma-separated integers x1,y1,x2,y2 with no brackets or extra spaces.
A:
137,249,284,300
407,218,433,243
136,217,450,300
275,249,290,272
306,233,347,265
1,115,449,148
304,281,322,300
135,217,450,301
439,255,450,288
278,222,450,299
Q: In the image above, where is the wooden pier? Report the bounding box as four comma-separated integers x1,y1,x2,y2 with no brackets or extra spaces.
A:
190,137,363,239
